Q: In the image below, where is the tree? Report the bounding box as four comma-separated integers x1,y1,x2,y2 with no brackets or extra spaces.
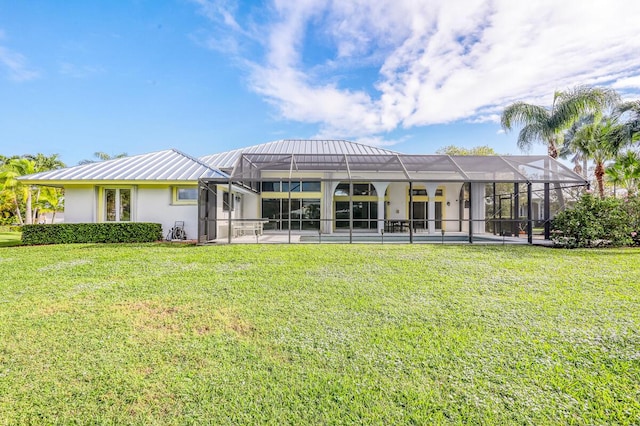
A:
565,115,628,198
24,153,66,171
0,158,36,224
36,186,64,223
501,85,620,158
606,150,640,196
78,151,128,165
436,145,498,155
616,100,640,144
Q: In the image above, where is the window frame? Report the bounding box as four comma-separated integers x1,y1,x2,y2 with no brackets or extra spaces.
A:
101,186,134,222
172,186,198,205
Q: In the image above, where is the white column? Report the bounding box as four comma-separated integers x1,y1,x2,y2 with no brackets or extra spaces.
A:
323,180,340,234
424,183,439,234
371,182,390,234
471,182,486,234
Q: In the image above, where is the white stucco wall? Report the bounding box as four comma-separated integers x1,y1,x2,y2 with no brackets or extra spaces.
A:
62,184,198,240
64,186,96,223
136,185,198,240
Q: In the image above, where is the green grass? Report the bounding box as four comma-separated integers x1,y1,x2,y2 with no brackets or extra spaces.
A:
0,231,21,247
0,244,638,424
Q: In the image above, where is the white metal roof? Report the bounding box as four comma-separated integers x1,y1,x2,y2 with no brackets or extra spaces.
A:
199,139,400,170
20,149,228,183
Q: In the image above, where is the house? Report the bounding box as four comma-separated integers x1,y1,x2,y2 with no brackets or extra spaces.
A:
18,149,230,240
20,140,588,243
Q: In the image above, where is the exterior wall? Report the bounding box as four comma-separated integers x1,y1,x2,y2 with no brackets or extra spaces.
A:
136,185,198,240
386,182,407,220
63,184,199,240
64,186,96,223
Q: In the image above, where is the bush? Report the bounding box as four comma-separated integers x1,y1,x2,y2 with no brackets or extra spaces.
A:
21,223,163,245
551,194,638,248
0,225,21,232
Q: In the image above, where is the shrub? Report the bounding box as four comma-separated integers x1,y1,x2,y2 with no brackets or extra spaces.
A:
551,194,637,248
21,223,163,245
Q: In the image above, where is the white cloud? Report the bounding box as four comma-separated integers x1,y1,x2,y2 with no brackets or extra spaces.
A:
195,0,640,139
0,44,39,81
612,75,640,90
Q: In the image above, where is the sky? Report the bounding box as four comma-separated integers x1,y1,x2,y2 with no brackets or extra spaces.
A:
1,0,640,166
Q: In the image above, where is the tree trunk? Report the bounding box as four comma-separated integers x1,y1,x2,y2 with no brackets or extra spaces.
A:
595,161,606,198
12,193,23,225
25,189,33,225
547,138,565,211
32,187,41,224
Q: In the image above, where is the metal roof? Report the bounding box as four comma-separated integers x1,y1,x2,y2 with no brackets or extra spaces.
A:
20,149,228,183
221,153,587,184
199,139,400,170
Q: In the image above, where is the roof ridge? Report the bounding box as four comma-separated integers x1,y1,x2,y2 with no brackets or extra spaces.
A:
170,148,227,174
201,138,402,157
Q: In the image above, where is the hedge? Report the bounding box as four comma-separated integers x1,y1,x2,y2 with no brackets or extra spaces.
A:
551,194,640,248
21,223,163,245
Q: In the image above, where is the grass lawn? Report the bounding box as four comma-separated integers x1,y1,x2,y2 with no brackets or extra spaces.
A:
0,231,21,247
0,244,638,424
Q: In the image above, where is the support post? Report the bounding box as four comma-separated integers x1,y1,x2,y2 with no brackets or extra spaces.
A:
492,182,497,235
527,183,533,244
288,178,292,244
513,183,520,237
228,180,232,244
409,181,414,243
349,181,353,244
468,183,473,244
544,183,550,240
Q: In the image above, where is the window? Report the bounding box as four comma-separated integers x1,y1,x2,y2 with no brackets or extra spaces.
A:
335,183,377,196
261,181,280,192
409,188,443,197
334,201,378,229
104,188,131,222
173,186,198,204
302,181,321,192
261,198,320,230
281,181,301,192
223,192,235,211
261,180,321,193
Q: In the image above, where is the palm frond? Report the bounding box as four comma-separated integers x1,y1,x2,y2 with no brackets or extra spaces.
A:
516,123,546,151
551,86,620,131
500,102,550,131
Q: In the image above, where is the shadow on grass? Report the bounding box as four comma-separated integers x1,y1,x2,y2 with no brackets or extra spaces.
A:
0,232,22,247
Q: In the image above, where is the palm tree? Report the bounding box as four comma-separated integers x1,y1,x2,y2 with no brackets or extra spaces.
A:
616,100,640,144
36,186,64,223
0,158,36,224
78,151,128,165
566,115,628,198
560,115,594,178
24,153,66,171
606,150,640,196
501,85,620,158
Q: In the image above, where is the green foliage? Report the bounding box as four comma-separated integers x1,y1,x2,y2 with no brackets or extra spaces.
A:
21,222,163,245
501,85,620,157
551,193,639,247
0,244,638,424
607,150,640,196
436,145,498,155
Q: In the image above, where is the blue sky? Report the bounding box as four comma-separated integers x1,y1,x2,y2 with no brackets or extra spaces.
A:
1,0,640,166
